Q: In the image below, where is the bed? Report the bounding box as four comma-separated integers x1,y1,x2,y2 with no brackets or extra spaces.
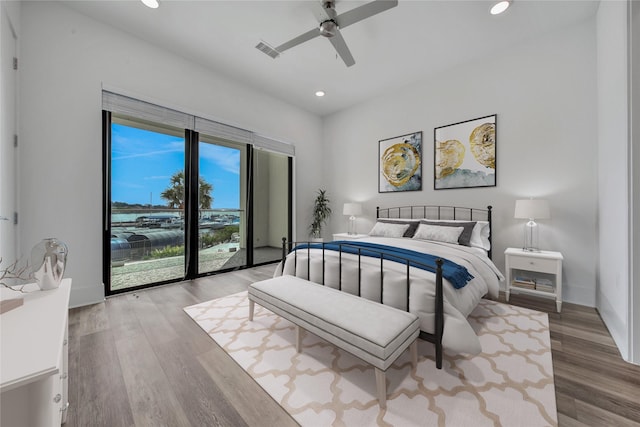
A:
275,205,504,369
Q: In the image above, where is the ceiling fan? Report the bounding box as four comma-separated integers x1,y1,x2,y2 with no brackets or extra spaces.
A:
256,0,399,67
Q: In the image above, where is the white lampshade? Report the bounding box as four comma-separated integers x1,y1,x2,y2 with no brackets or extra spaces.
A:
514,199,550,220
343,203,362,216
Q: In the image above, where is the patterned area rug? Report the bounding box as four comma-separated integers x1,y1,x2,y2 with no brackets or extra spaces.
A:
184,292,557,426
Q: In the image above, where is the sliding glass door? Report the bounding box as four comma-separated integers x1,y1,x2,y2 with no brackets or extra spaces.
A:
197,136,247,274
252,149,291,264
109,116,186,291
103,94,293,295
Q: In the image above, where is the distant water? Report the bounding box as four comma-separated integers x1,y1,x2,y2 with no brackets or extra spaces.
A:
112,212,175,222
112,210,242,223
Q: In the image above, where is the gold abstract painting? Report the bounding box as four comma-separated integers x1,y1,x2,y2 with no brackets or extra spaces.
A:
434,115,496,190
379,131,422,193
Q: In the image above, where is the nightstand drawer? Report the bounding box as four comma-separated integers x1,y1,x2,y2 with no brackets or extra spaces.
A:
508,256,558,273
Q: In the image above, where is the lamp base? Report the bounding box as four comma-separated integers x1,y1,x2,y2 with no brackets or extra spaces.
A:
523,220,539,252
347,216,357,235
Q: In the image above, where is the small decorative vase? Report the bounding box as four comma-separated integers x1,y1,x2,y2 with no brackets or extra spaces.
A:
31,238,68,290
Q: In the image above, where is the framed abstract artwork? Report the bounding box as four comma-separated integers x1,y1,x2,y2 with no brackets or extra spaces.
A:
379,131,422,193
434,114,496,190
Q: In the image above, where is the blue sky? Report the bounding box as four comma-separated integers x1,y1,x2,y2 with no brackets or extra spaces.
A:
111,124,240,209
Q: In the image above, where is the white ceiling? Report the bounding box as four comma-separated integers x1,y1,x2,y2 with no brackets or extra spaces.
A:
62,0,599,116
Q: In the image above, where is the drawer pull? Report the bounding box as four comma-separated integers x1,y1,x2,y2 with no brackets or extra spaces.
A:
61,402,70,412
53,394,62,403
61,373,68,379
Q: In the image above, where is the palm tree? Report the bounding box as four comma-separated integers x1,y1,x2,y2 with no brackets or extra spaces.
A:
199,179,213,210
160,170,214,212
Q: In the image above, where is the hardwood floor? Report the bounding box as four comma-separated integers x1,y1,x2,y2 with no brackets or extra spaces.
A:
67,265,640,426
499,293,640,427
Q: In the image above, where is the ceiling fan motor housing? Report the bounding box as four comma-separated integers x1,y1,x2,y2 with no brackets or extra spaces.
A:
319,19,337,37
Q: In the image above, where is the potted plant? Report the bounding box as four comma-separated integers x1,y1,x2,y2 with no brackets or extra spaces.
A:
309,189,331,241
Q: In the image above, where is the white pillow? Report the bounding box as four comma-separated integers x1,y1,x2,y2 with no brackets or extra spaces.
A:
425,219,491,250
368,222,410,238
376,218,421,237
413,224,464,244
476,221,491,250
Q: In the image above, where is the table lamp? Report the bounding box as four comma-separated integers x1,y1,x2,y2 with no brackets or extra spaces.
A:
343,203,362,235
514,199,550,251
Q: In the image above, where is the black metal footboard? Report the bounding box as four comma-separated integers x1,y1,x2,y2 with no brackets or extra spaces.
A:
281,237,445,369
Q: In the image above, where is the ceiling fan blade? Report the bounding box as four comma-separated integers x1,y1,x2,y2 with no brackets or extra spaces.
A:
276,27,321,53
328,29,355,67
336,0,398,29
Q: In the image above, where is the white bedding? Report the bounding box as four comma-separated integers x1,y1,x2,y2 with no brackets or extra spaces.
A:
275,236,504,355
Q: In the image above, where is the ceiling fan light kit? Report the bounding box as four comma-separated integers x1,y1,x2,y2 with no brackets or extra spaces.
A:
256,0,398,67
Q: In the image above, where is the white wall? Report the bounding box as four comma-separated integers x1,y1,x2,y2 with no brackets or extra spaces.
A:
253,151,270,247
0,1,20,265
253,150,288,249
596,0,631,361
18,1,323,307
323,19,599,307
267,153,289,247
632,0,640,366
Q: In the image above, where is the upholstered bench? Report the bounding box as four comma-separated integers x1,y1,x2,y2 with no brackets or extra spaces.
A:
248,275,420,409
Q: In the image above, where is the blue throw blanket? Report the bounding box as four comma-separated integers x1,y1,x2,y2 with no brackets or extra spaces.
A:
292,240,474,289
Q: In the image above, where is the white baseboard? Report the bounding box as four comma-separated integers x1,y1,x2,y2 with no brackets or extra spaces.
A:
598,291,629,361
69,282,105,308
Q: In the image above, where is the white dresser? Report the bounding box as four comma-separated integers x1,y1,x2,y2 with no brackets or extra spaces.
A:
1,278,71,426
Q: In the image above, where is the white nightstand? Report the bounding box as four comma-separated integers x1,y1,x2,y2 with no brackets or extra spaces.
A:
504,247,564,312
332,233,368,241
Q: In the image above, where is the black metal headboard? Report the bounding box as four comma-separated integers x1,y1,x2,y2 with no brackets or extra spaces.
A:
376,205,493,259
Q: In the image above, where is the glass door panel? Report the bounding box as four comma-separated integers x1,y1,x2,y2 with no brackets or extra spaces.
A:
252,150,290,264
110,116,185,291
198,136,246,274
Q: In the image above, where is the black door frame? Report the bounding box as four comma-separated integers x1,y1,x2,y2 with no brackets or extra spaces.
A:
102,112,292,296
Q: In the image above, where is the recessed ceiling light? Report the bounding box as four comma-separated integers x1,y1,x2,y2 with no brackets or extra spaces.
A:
490,0,510,15
315,90,326,97
141,0,159,9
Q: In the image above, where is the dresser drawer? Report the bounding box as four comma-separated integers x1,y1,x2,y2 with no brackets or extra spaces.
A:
508,255,558,273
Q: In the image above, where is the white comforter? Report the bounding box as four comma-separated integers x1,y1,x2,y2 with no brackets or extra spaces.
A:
275,236,504,355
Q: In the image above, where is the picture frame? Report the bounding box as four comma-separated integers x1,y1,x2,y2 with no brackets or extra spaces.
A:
434,114,496,190
378,131,423,193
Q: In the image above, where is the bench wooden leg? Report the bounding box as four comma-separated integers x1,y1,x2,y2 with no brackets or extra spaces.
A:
375,368,387,409
249,300,255,321
295,325,303,353
410,339,418,369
